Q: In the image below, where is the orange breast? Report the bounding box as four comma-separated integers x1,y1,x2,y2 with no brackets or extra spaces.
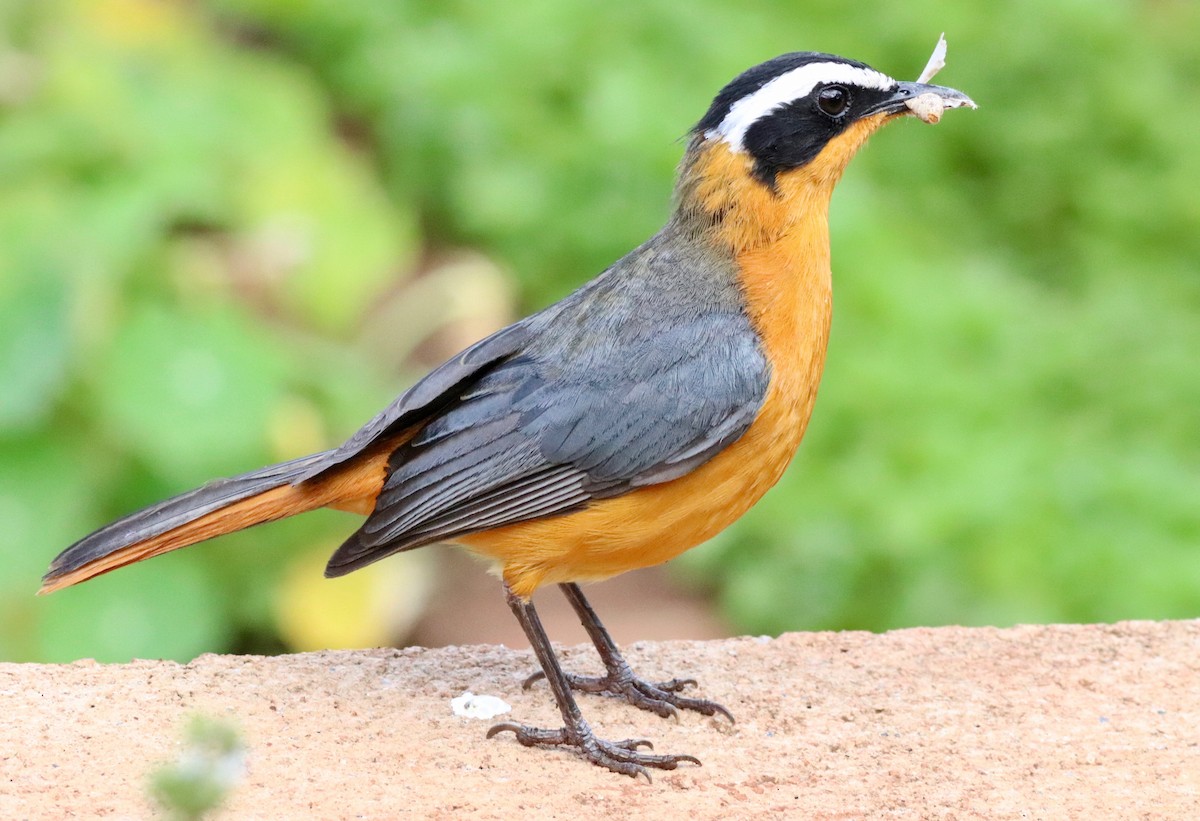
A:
460,143,835,599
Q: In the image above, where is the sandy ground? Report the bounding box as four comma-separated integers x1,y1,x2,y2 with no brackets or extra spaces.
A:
2,621,1199,819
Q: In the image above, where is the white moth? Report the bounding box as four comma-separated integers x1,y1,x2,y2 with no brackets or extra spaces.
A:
916,32,949,84
906,34,971,124
908,93,948,124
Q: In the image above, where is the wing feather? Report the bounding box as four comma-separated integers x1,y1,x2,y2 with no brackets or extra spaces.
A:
325,237,772,578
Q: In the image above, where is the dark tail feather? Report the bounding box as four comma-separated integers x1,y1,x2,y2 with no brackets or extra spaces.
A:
41,452,335,594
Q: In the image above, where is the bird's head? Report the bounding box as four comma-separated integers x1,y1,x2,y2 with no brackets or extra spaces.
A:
675,51,975,250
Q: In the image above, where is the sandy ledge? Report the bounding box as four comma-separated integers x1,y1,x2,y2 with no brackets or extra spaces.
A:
2,621,1198,819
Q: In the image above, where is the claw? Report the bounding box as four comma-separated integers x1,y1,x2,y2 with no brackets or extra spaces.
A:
522,667,734,723
487,722,569,748
709,701,736,725
486,719,701,777
486,721,521,740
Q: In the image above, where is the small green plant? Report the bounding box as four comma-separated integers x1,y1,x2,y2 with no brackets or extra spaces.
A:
149,716,246,821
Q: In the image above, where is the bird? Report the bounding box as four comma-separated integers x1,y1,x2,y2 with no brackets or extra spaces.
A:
42,49,975,778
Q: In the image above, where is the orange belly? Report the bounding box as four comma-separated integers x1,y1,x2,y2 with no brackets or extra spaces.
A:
458,369,824,598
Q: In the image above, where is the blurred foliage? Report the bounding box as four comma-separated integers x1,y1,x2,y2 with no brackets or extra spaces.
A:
149,715,245,821
1,0,1198,661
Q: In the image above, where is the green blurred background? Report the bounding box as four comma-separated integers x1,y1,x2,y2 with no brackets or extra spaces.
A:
2,0,1198,663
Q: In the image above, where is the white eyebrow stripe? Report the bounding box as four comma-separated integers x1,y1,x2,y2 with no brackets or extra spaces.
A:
707,62,897,151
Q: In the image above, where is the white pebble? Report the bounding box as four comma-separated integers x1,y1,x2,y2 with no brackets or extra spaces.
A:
451,692,512,720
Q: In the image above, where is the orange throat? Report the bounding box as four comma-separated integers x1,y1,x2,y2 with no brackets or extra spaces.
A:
675,114,899,467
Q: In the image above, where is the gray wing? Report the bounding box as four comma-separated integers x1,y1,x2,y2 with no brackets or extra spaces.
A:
325,304,769,577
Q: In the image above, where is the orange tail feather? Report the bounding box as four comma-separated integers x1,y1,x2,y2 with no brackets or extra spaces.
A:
41,447,391,595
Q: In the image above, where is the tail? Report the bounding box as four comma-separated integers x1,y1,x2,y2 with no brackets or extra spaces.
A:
41,450,384,595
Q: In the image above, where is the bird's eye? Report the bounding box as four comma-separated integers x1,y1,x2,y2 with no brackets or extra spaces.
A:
817,85,850,117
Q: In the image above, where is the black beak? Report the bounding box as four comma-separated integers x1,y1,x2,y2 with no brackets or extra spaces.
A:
868,81,977,117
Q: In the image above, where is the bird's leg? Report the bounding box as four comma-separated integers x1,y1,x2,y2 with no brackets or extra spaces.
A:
484,583,700,777
487,583,700,778
522,582,734,723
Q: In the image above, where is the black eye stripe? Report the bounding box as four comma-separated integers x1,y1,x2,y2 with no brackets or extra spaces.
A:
693,53,893,140
695,54,898,188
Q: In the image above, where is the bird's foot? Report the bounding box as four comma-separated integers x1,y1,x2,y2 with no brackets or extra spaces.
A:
486,718,699,779
523,666,734,723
